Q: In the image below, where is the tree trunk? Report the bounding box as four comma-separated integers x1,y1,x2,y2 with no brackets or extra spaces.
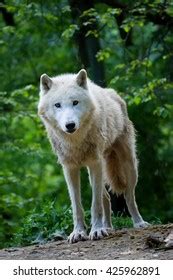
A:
0,0,15,26
69,0,106,87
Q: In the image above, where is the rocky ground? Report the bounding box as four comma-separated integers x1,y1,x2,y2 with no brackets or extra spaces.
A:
0,224,172,260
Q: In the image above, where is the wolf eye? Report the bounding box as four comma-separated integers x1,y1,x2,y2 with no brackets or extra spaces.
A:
55,103,61,108
73,100,78,106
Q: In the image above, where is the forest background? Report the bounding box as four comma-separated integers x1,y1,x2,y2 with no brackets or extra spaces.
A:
0,0,173,248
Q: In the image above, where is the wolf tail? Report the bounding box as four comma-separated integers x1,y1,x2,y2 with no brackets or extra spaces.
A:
104,123,138,195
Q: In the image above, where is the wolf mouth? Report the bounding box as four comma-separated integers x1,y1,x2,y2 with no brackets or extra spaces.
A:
66,128,76,134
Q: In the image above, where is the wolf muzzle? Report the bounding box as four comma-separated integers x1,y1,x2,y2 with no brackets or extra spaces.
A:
65,122,76,133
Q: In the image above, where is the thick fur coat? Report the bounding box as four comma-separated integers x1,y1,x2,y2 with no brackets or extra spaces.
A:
38,69,148,243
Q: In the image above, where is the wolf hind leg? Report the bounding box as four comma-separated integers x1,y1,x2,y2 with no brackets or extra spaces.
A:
106,129,149,228
124,186,149,228
103,187,113,229
123,152,149,228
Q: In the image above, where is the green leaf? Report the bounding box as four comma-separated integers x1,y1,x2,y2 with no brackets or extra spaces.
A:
62,25,79,39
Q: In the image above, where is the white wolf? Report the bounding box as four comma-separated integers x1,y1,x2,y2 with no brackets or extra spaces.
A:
38,69,149,243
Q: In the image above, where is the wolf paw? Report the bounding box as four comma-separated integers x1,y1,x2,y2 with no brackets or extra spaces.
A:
68,230,88,243
89,227,109,240
134,221,150,228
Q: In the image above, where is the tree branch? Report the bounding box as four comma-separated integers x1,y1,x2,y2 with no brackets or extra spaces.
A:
97,0,173,27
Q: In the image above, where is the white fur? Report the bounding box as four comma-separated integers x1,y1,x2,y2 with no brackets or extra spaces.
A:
38,69,149,243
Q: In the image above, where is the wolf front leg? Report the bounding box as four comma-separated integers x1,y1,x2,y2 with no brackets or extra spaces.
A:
63,166,88,243
88,161,109,240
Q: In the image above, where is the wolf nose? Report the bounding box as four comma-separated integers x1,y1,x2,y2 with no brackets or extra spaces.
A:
65,122,76,133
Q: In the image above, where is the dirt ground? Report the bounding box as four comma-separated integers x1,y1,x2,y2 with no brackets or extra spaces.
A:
0,224,172,260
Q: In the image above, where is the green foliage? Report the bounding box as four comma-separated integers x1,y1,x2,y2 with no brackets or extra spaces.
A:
0,0,173,248
112,215,132,229
13,203,73,246
62,24,79,40
13,205,133,247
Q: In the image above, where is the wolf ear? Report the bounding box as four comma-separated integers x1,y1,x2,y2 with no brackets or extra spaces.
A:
40,74,52,95
76,69,87,89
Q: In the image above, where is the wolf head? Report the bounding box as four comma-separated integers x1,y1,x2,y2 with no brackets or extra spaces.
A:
38,69,95,135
